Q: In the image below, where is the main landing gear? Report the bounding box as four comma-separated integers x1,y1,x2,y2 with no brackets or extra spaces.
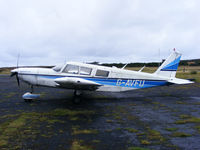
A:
73,90,82,104
23,85,40,102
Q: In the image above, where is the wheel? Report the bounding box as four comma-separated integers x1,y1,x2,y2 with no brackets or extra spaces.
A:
24,99,32,102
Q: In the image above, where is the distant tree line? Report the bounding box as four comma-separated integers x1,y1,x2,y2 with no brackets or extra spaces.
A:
89,59,200,67
179,59,200,66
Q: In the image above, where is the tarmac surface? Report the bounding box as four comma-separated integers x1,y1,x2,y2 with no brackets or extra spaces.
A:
0,74,200,150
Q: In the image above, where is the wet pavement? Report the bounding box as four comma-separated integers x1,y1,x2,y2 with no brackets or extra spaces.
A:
0,75,200,150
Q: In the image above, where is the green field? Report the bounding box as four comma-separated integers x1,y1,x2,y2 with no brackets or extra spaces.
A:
0,68,11,75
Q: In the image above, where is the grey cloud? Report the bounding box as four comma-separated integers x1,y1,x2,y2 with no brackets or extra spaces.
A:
0,0,200,67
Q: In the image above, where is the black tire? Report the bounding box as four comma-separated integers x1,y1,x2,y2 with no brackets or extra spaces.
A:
24,99,32,102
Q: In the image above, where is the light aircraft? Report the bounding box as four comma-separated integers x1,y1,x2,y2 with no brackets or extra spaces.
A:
10,50,194,103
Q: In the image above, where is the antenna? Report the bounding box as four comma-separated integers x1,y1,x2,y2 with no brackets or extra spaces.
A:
158,48,161,67
121,63,128,69
17,53,20,68
64,57,66,64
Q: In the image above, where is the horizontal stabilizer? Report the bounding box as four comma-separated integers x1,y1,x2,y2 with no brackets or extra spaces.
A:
168,78,194,84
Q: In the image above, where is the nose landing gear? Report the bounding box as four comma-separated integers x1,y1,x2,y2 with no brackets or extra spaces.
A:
23,85,40,102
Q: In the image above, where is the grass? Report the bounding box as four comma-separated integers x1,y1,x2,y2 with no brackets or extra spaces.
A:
0,115,26,147
192,102,200,105
152,102,160,105
0,108,96,148
175,116,200,124
0,114,19,119
70,116,81,121
0,139,8,147
92,139,100,143
127,115,137,121
126,66,200,83
171,132,192,137
136,128,165,146
47,119,65,124
146,129,164,141
125,128,138,133
114,115,122,120
106,119,114,123
70,139,93,150
4,92,16,98
165,127,178,132
0,111,61,147
51,108,95,116
126,67,156,73
128,146,150,150
179,114,190,119
195,126,200,133
0,68,11,74
140,139,151,145
176,101,187,104
72,126,98,135
176,72,200,83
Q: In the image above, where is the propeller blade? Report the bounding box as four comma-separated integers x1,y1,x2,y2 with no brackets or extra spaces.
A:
10,72,17,77
10,71,20,87
16,74,20,87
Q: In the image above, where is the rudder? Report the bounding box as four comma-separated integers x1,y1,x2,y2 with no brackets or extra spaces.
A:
154,51,182,78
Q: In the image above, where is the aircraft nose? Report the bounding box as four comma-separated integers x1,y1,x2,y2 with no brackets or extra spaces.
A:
10,68,19,77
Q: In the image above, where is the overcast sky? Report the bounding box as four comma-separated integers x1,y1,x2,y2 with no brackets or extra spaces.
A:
0,0,200,67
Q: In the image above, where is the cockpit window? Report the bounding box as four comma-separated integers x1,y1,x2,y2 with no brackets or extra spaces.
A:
95,69,109,77
80,67,92,75
63,64,79,74
52,64,63,72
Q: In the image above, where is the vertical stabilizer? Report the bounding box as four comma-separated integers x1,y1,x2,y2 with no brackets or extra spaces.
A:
154,51,182,78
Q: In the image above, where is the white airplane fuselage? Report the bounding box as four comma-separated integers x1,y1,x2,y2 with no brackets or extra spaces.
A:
11,51,193,93
15,64,167,92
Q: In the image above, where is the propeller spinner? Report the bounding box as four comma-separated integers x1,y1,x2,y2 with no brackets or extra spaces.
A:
10,69,20,86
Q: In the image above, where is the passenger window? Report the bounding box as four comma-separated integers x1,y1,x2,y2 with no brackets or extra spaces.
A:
63,64,79,74
95,69,109,77
80,67,92,75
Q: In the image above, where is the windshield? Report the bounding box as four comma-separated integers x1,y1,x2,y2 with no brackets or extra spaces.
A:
63,64,79,74
52,64,63,72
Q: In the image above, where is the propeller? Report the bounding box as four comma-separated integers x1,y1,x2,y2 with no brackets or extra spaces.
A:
10,71,20,86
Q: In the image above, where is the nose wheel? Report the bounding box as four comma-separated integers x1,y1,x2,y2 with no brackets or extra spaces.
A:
23,85,40,102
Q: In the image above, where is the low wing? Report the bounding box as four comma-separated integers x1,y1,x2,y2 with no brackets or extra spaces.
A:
54,77,102,90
